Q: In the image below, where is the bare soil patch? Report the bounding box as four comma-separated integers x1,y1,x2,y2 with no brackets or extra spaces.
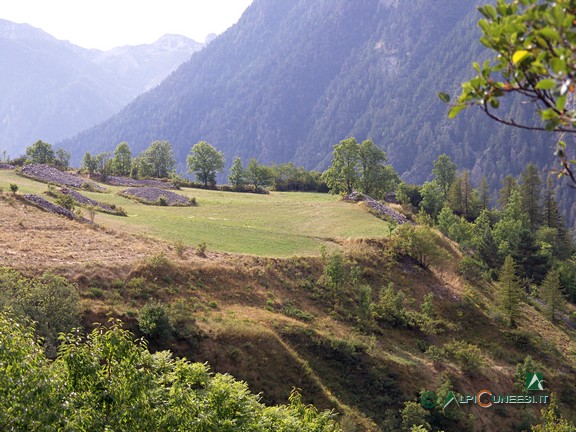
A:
0,196,166,275
20,164,105,191
120,187,192,206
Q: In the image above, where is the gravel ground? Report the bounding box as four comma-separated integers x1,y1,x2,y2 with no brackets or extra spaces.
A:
21,164,105,191
105,176,176,189
344,191,412,225
60,188,115,212
23,194,89,222
120,187,192,206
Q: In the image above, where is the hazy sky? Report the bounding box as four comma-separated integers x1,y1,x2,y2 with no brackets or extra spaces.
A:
0,0,253,50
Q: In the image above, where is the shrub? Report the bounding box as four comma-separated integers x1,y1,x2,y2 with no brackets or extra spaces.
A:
169,299,200,340
157,196,168,206
174,241,186,258
444,340,484,375
282,303,314,321
373,283,410,327
55,194,75,210
196,241,207,257
9,183,18,194
125,277,152,300
458,255,484,282
86,206,96,223
391,224,449,268
0,269,80,357
138,302,173,339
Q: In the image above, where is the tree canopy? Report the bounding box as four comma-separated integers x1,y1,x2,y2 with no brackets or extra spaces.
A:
0,313,340,431
143,140,176,178
322,137,399,198
186,141,225,187
26,140,55,165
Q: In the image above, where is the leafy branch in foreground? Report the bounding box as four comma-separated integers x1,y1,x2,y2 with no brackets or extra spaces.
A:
440,0,576,183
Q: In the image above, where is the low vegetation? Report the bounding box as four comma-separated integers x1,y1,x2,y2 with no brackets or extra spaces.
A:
1,142,576,431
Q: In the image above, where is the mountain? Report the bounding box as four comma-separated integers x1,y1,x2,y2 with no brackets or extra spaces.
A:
62,0,573,221
58,0,484,168
0,19,202,156
90,34,204,95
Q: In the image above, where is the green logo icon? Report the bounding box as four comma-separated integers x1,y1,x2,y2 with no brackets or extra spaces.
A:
443,391,458,410
420,391,437,409
526,372,545,391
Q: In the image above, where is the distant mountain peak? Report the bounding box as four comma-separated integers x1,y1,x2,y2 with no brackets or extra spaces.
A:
0,19,51,41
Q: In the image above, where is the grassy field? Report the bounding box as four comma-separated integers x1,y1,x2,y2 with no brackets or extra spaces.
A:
0,170,389,256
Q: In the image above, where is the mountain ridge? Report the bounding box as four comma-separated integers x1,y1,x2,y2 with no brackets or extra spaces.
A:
0,19,203,155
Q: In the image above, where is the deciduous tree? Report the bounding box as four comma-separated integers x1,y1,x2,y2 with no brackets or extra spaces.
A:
26,140,55,165
143,140,176,178
112,142,132,176
322,137,359,195
246,158,274,191
432,154,457,199
186,141,225,187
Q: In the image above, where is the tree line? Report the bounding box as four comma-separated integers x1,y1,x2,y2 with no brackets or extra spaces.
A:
397,153,576,326
5,139,330,193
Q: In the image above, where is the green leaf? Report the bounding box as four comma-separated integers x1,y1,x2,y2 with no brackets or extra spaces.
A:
535,79,557,90
512,50,530,65
437,92,451,103
556,94,567,112
550,58,566,74
448,105,466,119
479,5,498,20
538,27,560,42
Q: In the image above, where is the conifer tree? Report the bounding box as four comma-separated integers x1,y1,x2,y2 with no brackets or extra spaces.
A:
498,255,523,328
498,175,518,208
540,269,565,323
519,163,542,231
478,176,490,211
542,177,562,230
478,227,501,270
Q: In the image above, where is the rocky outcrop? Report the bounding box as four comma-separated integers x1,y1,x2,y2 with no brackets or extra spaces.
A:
21,164,105,191
344,191,412,225
23,194,88,223
120,187,192,206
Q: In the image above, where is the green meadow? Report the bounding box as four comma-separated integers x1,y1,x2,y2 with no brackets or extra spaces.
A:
1,170,389,256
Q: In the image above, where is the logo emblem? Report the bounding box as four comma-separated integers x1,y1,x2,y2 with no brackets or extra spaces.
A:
420,391,437,409
526,372,545,391
443,391,458,410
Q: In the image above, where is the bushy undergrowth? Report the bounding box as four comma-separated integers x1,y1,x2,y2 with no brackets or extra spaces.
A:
0,267,80,357
0,314,340,431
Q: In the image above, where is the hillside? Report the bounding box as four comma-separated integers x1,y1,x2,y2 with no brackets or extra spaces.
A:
0,19,202,155
1,170,576,431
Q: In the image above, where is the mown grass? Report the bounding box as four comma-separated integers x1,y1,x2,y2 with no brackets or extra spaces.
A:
1,170,390,256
